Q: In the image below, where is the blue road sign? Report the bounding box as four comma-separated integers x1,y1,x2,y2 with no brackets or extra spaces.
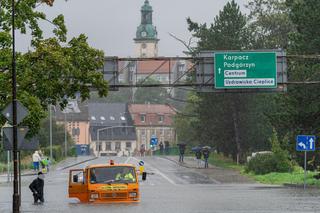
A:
296,135,316,151
139,160,144,166
150,137,158,146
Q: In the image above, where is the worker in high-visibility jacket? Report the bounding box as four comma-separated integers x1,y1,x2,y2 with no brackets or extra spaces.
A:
115,168,136,182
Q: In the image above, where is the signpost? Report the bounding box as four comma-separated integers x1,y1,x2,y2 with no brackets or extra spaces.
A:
214,52,277,89
150,136,158,147
296,135,316,189
1,100,37,211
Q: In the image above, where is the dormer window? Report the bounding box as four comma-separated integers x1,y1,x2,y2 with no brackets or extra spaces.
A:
120,116,126,121
158,115,164,123
140,114,146,122
100,116,105,121
110,116,115,121
91,116,96,121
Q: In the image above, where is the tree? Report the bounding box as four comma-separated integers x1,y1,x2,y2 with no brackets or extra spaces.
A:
247,0,293,49
37,117,73,148
183,0,272,163
134,78,169,104
173,92,200,145
0,1,108,135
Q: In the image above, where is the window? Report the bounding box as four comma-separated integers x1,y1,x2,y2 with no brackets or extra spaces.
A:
115,142,121,150
90,167,136,184
119,74,124,83
105,142,111,151
91,116,96,121
120,116,126,121
72,128,80,136
129,65,135,72
158,115,164,123
141,129,146,135
100,116,105,121
140,114,146,122
178,64,185,72
126,142,132,149
110,116,115,121
96,142,102,151
160,129,164,136
71,170,84,184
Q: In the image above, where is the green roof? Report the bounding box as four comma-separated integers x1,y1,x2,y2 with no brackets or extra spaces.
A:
135,24,158,40
141,0,152,12
135,0,158,41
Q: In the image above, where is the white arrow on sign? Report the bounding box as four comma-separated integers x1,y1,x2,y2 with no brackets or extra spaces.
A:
218,68,221,74
298,142,306,149
309,138,314,150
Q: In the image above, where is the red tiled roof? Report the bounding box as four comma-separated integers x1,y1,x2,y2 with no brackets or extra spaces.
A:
129,104,176,126
129,104,176,114
137,60,177,74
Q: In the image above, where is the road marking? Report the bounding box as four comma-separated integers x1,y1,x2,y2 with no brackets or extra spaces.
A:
132,157,176,185
156,156,221,184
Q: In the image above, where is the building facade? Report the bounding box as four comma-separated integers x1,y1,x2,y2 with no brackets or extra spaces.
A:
88,103,137,157
129,104,176,151
55,100,90,146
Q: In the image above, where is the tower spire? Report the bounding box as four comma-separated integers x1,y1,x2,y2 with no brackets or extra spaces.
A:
134,0,159,57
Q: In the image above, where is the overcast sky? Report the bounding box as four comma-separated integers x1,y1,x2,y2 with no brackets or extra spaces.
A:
17,0,249,57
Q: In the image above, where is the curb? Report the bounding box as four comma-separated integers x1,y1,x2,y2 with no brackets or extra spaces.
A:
160,156,216,170
58,156,98,170
160,156,194,169
283,183,320,189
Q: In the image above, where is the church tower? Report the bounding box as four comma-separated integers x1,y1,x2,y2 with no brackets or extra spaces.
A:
134,0,159,57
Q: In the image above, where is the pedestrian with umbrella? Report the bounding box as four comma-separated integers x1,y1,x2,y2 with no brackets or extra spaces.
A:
192,146,202,168
202,146,211,168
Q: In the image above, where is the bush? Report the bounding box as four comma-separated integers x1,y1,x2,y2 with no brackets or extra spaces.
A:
246,153,292,174
68,146,77,157
246,153,276,174
245,130,293,175
43,145,64,161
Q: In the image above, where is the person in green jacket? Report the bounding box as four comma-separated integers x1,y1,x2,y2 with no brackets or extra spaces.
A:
115,167,136,182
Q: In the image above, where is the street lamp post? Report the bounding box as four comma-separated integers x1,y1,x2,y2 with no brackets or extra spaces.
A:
11,0,20,211
49,104,53,161
48,104,56,161
64,112,67,157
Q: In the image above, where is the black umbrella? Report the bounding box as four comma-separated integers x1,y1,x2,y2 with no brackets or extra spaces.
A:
191,146,202,152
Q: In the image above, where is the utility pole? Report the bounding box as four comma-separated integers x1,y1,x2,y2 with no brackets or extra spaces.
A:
11,0,20,211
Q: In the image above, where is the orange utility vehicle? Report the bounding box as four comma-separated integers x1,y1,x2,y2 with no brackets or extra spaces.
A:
68,161,140,203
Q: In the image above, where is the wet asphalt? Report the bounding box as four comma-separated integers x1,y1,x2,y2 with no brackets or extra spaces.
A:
1,156,320,213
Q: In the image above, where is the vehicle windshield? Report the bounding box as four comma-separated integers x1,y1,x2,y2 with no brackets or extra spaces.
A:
90,166,136,184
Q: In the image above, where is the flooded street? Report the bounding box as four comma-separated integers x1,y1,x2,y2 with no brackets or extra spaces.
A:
1,156,320,213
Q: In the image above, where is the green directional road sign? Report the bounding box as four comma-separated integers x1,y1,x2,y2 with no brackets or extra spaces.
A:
214,52,277,89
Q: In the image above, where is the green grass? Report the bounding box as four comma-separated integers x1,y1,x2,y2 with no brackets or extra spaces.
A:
247,166,320,186
207,153,244,170
205,154,320,187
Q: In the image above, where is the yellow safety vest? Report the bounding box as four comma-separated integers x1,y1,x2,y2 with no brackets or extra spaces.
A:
116,173,135,181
